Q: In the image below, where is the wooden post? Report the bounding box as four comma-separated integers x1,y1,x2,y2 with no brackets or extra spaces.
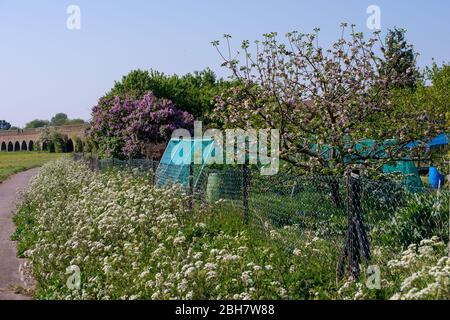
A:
151,159,158,186
337,169,371,281
150,159,154,186
95,155,100,172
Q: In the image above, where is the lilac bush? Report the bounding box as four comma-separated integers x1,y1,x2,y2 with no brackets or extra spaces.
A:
88,92,194,158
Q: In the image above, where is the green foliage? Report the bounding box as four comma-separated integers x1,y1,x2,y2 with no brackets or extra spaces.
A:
82,137,98,154
25,114,85,129
371,62,449,163
25,119,50,129
385,192,449,248
50,113,85,126
107,68,230,119
50,113,69,126
424,63,450,120
68,119,85,125
0,120,11,130
38,127,68,153
380,28,419,89
74,137,84,153
108,69,152,99
434,64,450,172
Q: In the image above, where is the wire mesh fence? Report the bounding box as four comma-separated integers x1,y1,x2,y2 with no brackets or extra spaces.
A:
73,153,450,279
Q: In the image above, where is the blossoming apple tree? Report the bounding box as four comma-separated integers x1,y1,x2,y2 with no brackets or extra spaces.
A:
213,25,446,279
212,25,444,176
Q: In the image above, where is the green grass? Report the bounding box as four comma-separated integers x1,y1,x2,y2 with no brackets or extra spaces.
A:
0,152,64,183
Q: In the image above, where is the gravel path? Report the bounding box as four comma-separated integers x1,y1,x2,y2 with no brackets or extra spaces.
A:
0,168,39,300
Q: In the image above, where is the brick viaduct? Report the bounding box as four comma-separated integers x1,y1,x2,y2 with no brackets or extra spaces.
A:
0,124,85,152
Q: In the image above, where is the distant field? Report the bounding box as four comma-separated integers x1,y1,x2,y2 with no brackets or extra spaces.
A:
0,152,63,183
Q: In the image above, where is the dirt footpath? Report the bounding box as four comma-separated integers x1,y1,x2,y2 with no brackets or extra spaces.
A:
0,168,39,300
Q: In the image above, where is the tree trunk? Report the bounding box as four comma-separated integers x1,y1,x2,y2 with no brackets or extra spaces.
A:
330,178,343,209
336,170,371,282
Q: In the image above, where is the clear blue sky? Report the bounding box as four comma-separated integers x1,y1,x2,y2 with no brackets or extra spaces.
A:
1,0,449,127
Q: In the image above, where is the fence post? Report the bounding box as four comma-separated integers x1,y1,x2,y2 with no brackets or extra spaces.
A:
337,169,371,281
95,155,100,172
150,159,154,186
91,155,94,171
151,159,157,186
242,164,250,223
88,154,93,171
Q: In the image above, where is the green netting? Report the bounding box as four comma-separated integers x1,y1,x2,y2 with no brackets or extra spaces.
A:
382,160,424,192
155,138,215,188
313,139,424,192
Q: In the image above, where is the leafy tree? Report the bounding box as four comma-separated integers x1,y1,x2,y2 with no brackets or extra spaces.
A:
212,25,444,176
424,62,450,115
390,62,449,171
74,137,84,153
107,68,231,119
0,120,11,130
108,69,153,99
25,119,50,129
88,92,194,158
67,118,86,125
380,28,419,89
26,114,84,129
38,127,68,153
50,113,69,126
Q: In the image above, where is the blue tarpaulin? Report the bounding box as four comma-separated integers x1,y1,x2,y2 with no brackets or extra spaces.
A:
405,134,449,149
428,134,449,148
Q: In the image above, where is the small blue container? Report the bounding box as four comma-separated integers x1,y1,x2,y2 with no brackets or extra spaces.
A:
429,166,445,189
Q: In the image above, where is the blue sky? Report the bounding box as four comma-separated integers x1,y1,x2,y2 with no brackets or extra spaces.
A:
0,0,449,127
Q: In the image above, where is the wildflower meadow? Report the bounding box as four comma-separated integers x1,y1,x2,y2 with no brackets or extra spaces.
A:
13,159,449,300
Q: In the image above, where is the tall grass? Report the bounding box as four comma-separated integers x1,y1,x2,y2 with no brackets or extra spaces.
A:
0,152,63,182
